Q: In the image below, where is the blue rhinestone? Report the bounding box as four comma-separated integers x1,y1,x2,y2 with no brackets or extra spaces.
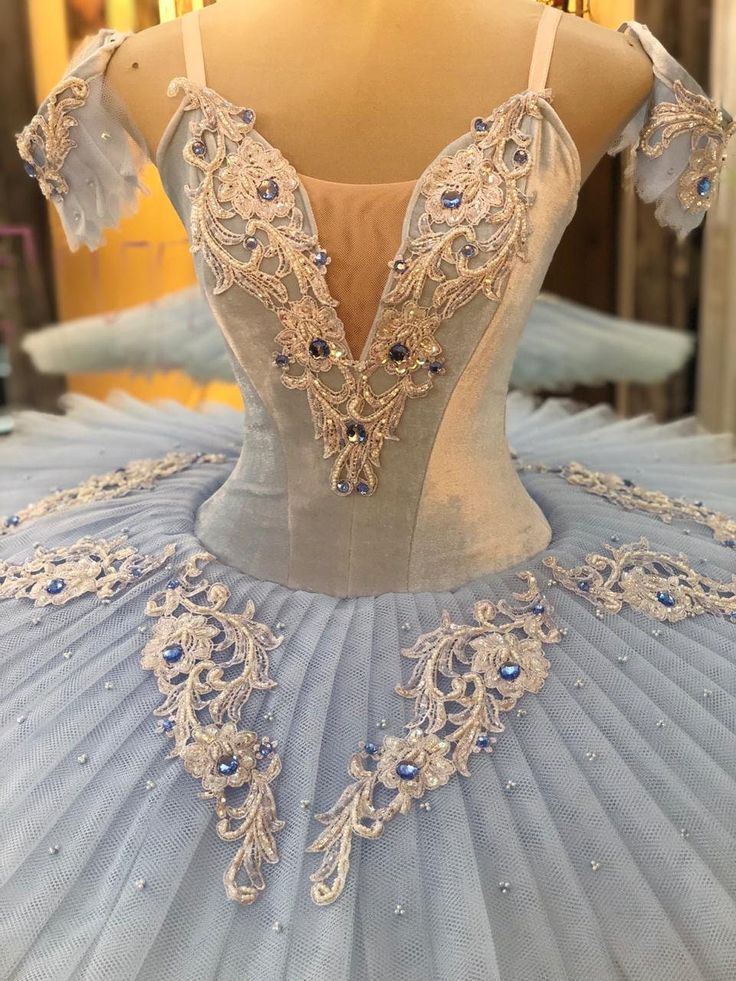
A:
428,360,444,375
4,515,20,527
24,161,37,178
477,733,490,748
273,353,289,368
623,479,635,488
356,482,370,496
309,337,330,359
257,178,279,201
217,755,239,776
656,591,676,608
346,421,367,444
166,579,180,589
396,761,420,780
389,343,410,364
191,140,207,157
499,662,522,681
697,176,712,196
313,249,329,267
724,540,736,549
162,644,184,664
513,148,529,166
45,578,66,595
161,719,175,732
473,117,489,133
532,604,545,614
578,581,590,592
694,500,704,508
241,108,255,124
364,742,378,755
461,243,477,258
336,481,351,495
441,189,463,210
245,235,259,250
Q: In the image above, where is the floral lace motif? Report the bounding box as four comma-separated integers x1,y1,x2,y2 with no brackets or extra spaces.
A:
16,76,90,201
1,451,226,535
639,79,736,214
306,574,560,905
544,538,736,622
174,77,542,496
0,535,174,606
141,553,284,905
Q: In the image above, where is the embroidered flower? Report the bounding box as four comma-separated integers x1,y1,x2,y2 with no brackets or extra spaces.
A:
368,302,443,376
376,731,455,802
275,296,349,373
419,143,506,227
218,141,300,222
141,612,219,679
469,634,550,698
182,721,260,794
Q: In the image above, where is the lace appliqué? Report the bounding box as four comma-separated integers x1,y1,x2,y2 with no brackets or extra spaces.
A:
544,538,736,622
16,76,90,201
639,79,736,214
141,553,284,905
1,451,226,535
0,535,174,606
173,77,541,496
306,574,559,905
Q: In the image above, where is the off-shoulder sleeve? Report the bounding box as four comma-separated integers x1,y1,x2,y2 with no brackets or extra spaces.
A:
15,29,149,251
608,21,735,237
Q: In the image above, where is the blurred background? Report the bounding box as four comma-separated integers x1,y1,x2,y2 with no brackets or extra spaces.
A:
1,0,735,437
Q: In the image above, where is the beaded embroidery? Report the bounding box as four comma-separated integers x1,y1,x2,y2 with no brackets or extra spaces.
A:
1,451,226,535
638,79,736,215
141,553,284,905
0,535,174,606
307,574,559,905
544,538,736,622
16,76,90,201
173,78,542,496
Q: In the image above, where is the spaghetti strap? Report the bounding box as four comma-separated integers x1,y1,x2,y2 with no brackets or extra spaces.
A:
527,5,563,92
181,9,207,87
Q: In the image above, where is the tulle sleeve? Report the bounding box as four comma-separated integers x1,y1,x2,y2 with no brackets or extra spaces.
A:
608,21,735,237
15,29,149,252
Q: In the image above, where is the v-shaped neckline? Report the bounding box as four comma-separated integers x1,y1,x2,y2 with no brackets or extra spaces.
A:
155,77,581,365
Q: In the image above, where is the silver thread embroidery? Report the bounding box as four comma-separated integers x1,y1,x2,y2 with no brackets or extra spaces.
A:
0,535,175,606
173,78,542,496
1,451,226,536
638,79,735,214
544,538,736,622
141,552,284,905
306,574,559,905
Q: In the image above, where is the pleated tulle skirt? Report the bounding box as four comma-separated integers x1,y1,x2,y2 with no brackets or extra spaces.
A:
1,392,735,981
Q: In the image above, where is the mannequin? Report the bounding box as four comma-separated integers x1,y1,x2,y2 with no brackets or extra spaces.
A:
106,0,653,185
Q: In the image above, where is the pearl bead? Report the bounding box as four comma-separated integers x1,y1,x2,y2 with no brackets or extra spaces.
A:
655,719,665,729
134,877,146,890
376,718,387,729
590,860,602,872
498,881,511,894
104,682,113,690
394,903,406,916
272,920,284,932
145,780,156,791
585,751,598,761
48,845,60,855
299,799,311,810
505,780,517,791
77,754,89,765
418,801,431,811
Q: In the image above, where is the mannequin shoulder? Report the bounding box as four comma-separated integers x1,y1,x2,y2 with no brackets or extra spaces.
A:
556,15,653,102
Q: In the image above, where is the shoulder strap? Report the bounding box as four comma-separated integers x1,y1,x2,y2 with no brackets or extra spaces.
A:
181,10,207,86
528,6,563,92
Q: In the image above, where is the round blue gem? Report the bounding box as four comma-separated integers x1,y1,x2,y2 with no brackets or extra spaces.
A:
513,148,529,166
477,733,490,748
191,140,207,157
428,360,444,375
532,604,545,615
313,249,329,267
166,579,180,589
257,177,279,201
46,578,66,595
623,479,635,488
346,421,367,444
389,343,410,364
441,189,463,210
245,235,259,250
364,742,378,755
161,719,175,732
274,353,289,368
309,337,330,359
241,108,255,124
4,515,20,527
499,662,522,682
356,482,370,496
24,161,37,178
461,243,477,258
697,176,712,196
396,761,420,780
473,117,489,133
724,540,736,549
336,481,351,495
217,755,239,776
656,591,676,608
578,580,590,592
162,644,184,664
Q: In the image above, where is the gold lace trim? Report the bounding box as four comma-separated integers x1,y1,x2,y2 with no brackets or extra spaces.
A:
16,76,90,201
141,553,284,905
306,574,559,905
544,538,736,622
2,451,226,535
639,79,736,214
0,535,174,606
173,78,542,496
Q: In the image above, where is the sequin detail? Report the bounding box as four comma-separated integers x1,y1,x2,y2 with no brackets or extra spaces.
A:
0,451,226,536
141,553,284,905
306,575,559,905
172,77,542,496
638,79,736,214
0,536,174,606
15,76,90,201
544,539,736,622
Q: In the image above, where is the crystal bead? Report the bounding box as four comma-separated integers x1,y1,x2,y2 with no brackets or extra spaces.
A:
656,591,676,608
336,481,351,495
441,189,463,209
257,177,279,200
245,235,259,250
499,662,521,681
346,421,367,444
162,719,175,732
166,579,180,589
532,604,545,614
460,243,477,258
217,755,239,776
428,360,444,375
191,140,207,157
24,160,39,179
356,482,370,496
473,117,489,133
578,580,590,592
364,742,378,754
697,176,712,196
4,514,20,527
308,337,330,359
513,148,529,166
46,578,66,595
396,761,420,780
388,343,410,363
273,353,290,368
312,249,330,267
162,644,184,664
241,108,255,124
393,259,408,273
477,733,490,748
